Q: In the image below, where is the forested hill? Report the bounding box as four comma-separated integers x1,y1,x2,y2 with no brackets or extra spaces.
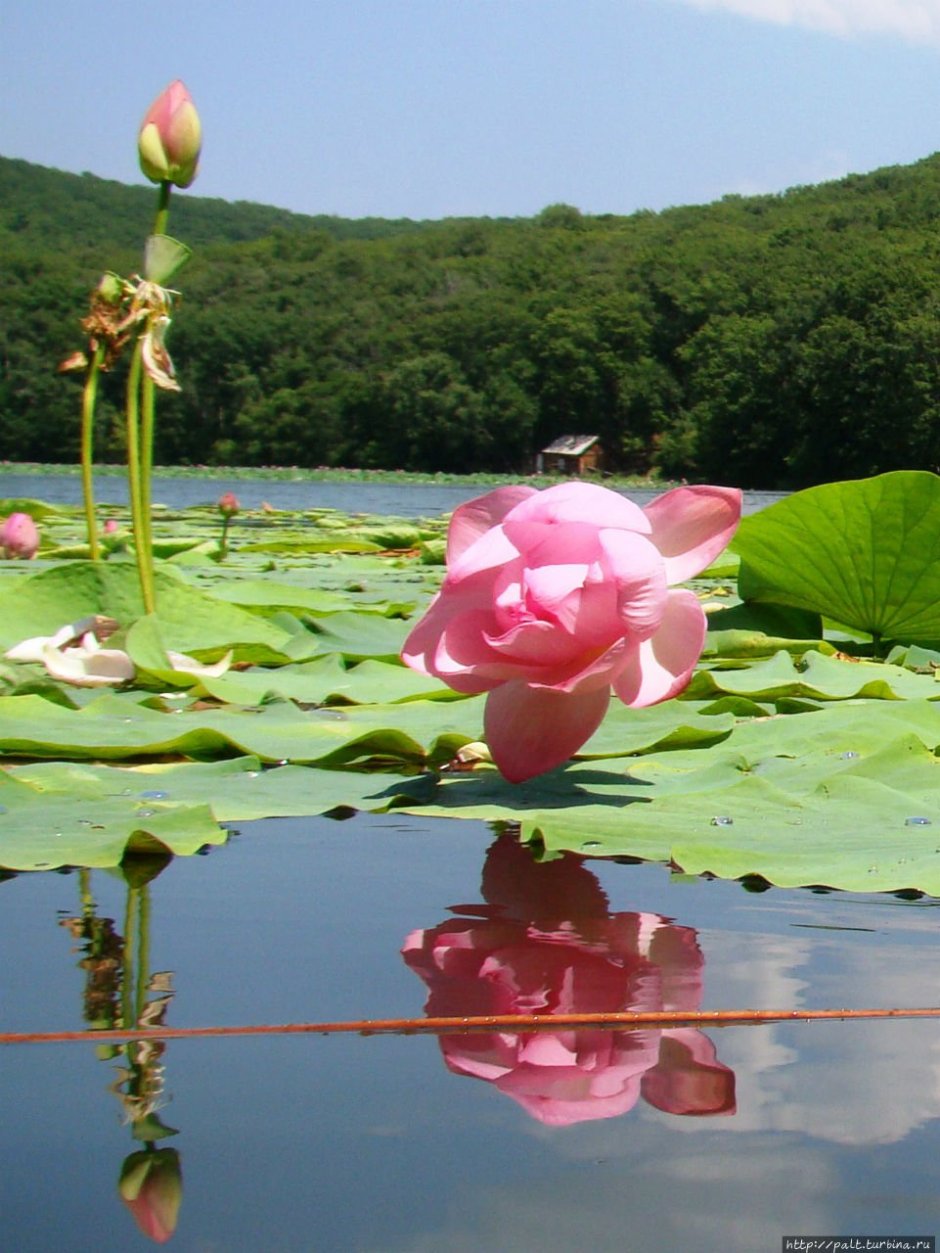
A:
5,151,940,488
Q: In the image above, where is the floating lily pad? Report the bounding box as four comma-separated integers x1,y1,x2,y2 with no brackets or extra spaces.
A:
735,471,940,642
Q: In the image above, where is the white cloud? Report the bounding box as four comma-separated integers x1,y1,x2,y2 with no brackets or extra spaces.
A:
673,0,940,45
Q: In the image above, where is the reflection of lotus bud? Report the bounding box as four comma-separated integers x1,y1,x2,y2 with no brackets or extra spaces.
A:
119,1147,182,1244
218,491,240,517
0,512,39,559
138,81,201,189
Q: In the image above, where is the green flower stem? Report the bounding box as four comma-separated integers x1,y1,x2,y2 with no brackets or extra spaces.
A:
80,345,105,561
125,341,155,614
132,178,173,612
140,372,156,585
153,181,171,237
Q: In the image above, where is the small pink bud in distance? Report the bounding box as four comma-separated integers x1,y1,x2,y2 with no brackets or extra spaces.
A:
138,80,202,188
103,519,120,534
218,491,240,518
0,512,39,559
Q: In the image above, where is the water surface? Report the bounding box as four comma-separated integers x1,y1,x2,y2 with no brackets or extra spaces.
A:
2,814,938,1251
0,471,783,517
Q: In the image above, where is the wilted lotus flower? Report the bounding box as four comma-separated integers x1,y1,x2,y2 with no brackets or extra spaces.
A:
138,80,202,188
119,1147,182,1244
42,632,136,688
4,615,231,686
0,511,39,559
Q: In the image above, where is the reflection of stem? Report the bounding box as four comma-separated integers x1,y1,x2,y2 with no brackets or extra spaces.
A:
79,867,94,918
80,345,105,561
122,886,137,1030
137,886,151,1026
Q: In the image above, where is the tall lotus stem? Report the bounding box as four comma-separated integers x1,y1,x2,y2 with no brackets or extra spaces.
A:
80,344,105,561
125,343,155,614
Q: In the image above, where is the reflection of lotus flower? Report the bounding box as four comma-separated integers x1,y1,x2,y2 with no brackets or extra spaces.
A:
402,836,735,1126
119,1147,182,1244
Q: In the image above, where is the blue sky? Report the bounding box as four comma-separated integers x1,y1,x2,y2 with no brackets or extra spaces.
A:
4,0,940,220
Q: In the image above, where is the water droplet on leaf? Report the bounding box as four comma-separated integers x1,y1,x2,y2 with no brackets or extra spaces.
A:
710,815,734,826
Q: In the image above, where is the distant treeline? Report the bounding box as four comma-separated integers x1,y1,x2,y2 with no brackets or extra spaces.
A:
5,153,940,488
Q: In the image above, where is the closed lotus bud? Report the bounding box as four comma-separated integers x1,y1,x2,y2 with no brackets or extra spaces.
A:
0,512,39,559
218,491,240,518
138,80,202,189
119,1147,182,1244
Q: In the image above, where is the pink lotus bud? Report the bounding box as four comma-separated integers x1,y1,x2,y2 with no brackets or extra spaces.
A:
218,491,240,518
138,80,202,189
103,518,120,534
0,512,39,559
119,1147,182,1244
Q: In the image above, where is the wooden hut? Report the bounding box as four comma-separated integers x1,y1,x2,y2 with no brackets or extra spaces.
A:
537,434,603,476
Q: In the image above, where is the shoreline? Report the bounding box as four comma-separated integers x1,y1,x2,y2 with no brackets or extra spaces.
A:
0,461,679,490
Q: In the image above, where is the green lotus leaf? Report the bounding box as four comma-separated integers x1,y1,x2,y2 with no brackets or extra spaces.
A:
203,580,355,616
8,757,416,824
0,768,225,870
387,700,940,892
735,471,940,642
0,690,484,766
306,611,414,662
686,649,937,701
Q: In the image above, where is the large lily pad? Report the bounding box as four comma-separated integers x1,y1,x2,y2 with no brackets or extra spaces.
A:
735,471,940,642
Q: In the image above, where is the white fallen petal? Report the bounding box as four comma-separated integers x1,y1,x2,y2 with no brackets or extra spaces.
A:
166,649,233,678
5,615,116,663
41,643,136,687
5,636,54,663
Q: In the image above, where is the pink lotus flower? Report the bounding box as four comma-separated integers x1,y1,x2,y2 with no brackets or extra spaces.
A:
0,511,39,559
402,837,735,1126
401,481,741,781
217,491,240,517
138,80,202,188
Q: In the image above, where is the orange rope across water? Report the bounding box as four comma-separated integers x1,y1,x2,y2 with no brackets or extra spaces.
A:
2,1005,939,1045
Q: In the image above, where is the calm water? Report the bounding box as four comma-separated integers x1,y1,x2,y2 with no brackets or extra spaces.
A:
3,815,940,1251
0,471,783,517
